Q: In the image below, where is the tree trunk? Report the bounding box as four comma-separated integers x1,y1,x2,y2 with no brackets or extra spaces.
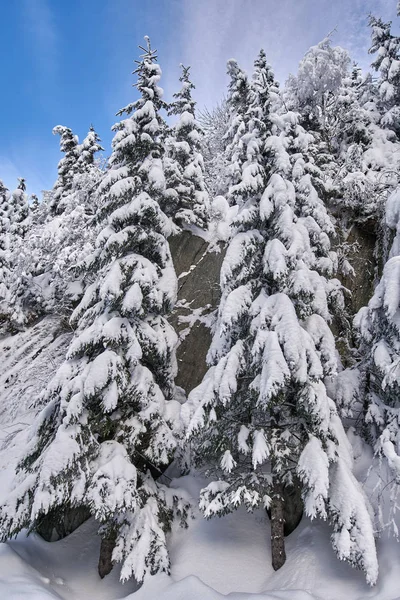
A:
266,478,303,537
270,482,286,571
98,531,117,579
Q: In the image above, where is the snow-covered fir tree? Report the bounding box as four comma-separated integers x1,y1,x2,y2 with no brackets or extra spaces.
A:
354,186,400,533
369,15,400,136
287,34,400,260
224,59,251,204
50,125,81,215
0,179,11,319
77,124,104,174
6,124,103,329
228,49,279,208
30,193,40,213
184,53,378,584
164,64,210,229
0,179,30,329
0,36,189,584
9,178,29,237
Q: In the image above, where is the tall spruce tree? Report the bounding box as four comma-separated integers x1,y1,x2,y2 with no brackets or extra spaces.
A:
354,187,400,534
184,54,378,584
77,125,104,173
5,179,31,328
164,64,210,229
0,37,189,583
224,59,251,203
7,124,104,328
369,15,400,137
10,178,29,237
0,179,11,319
228,49,279,208
287,35,400,232
51,125,81,215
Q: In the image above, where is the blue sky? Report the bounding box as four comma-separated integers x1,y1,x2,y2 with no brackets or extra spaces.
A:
0,0,397,196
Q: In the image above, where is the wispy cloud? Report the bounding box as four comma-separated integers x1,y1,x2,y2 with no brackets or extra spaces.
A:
0,157,21,192
0,152,53,197
22,0,58,83
180,0,399,110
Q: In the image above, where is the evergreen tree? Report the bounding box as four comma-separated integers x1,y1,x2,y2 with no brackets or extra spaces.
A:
50,125,81,215
0,37,189,583
0,179,30,329
10,178,29,236
164,64,210,229
228,49,279,208
369,15,400,137
74,126,104,216
354,187,400,534
185,55,378,584
287,36,400,227
30,194,40,213
224,59,251,203
0,178,11,236
0,179,11,319
7,125,103,329
77,124,104,173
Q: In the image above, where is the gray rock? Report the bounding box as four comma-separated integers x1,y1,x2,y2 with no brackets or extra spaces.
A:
169,231,226,394
36,505,91,542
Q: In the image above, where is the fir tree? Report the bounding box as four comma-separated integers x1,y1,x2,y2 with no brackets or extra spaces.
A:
77,124,104,172
0,37,189,584
185,55,378,584
8,125,104,328
369,15,400,136
0,179,30,328
0,179,11,319
10,178,29,237
286,36,400,228
164,64,210,229
0,178,10,236
30,194,40,213
74,125,104,216
50,125,81,215
228,49,279,208
224,59,251,203
354,187,400,534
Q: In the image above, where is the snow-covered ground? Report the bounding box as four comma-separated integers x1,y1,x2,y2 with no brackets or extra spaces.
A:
1,320,400,600
2,472,400,600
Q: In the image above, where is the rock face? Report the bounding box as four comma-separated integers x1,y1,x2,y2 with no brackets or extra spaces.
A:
34,223,378,545
329,221,378,366
36,505,91,542
170,232,306,538
169,231,226,394
341,223,377,318
36,231,226,544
